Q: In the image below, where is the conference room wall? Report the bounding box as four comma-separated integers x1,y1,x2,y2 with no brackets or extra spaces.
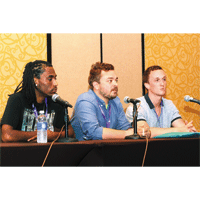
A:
0,33,47,119
145,33,200,131
103,33,143,110
51,33,100,117
51,33,142,117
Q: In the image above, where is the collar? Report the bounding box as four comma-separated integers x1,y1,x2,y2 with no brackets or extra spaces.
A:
144,93,164,109
90,89,110,108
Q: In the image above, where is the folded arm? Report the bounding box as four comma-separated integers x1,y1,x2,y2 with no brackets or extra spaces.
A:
137,119,197,138
102,127,134,139
1,124,67,142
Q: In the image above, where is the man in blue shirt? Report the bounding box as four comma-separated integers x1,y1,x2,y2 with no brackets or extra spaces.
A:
126,65,197,138
71,62,137,141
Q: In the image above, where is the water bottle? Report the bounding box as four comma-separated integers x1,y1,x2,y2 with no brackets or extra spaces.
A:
37,110,47,143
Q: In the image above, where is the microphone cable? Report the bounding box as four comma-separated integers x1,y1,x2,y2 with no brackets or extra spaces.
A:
142,136,149,167
42,125,65,167
134,103,149,167
129,102,149,166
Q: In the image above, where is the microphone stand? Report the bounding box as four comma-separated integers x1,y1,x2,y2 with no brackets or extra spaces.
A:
57,107,78,142
125,101,140,139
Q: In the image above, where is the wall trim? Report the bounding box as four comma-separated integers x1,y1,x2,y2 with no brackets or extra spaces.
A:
47,33,52,64
141,33,145,95
100,33,103,63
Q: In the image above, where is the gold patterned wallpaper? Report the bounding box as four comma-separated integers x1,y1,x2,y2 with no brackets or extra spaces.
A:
145,33,200,131
0,33,47,118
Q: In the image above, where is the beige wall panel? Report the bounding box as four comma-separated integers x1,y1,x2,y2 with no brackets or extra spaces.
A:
51,33,100,117
103,34,143,109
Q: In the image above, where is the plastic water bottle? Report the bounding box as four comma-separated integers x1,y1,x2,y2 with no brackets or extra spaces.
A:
37,110,47,143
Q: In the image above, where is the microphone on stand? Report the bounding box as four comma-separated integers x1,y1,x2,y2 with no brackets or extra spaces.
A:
52,94,73,108
52,94,78,143
184,95,200,105
124,96,140,139
124,96,140,104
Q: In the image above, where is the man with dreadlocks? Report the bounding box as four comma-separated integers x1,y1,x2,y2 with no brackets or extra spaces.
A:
1,60,74,142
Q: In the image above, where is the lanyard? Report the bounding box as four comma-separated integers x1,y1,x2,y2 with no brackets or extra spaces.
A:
153,106,163,128
97,101,111,128
32,98,48,118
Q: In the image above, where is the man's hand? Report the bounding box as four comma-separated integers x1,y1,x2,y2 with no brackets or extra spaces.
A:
181,120,197,132
137,123,151,138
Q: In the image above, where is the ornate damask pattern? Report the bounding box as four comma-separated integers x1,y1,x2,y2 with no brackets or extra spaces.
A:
145,33,200,131
0,33,47,118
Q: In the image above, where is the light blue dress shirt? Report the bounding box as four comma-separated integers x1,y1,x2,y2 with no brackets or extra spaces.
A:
70,89,132,141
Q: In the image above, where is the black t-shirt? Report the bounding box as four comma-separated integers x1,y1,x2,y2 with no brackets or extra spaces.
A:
1,91,65,131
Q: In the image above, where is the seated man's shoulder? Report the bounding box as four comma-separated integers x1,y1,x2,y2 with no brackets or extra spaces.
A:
7,91,25,102
137,96,146,106
138,96,145,101
76,90,96,105
136,96,149,112
162,98,174,106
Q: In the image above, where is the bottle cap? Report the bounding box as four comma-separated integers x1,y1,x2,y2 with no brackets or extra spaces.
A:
39,110,45,114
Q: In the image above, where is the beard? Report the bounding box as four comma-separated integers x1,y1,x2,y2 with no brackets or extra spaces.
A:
99,86,118,100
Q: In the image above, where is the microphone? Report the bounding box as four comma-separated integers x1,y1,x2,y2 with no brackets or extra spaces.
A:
184,95,200,105
52,94,73,108
124,96,140,104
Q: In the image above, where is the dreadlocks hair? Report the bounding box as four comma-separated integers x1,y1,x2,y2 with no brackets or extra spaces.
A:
14,60,53,104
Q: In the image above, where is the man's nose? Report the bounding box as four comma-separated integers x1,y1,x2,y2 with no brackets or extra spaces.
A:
53,79,58,86
113,80,118,86
160,80,165,85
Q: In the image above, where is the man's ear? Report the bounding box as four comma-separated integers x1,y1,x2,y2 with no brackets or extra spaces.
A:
144,82,150,90
93,81,99,90
34,77,39,86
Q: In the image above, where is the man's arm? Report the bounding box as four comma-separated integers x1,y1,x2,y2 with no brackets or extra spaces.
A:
2,124,66,142
102,127,134,139
172,118,188,127
171,118,197,132
2,124,37,142
137,119,197,138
